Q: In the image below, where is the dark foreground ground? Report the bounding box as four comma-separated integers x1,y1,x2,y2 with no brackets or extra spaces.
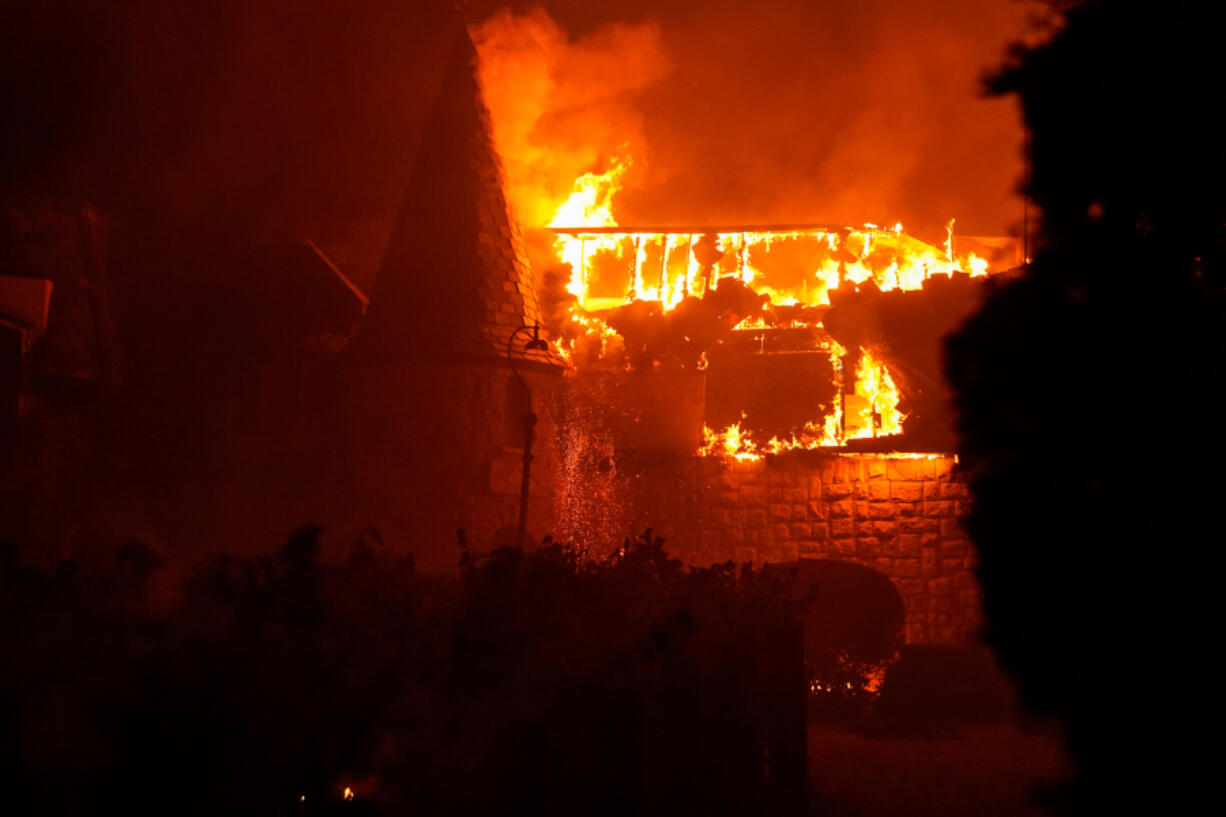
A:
808,721,1071,817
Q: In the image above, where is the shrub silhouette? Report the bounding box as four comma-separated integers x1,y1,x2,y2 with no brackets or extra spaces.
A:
1,527,810,816
873,645,1010,735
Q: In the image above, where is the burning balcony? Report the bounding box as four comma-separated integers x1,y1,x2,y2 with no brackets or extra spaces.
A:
537,217,1017,645
544,222,1019,459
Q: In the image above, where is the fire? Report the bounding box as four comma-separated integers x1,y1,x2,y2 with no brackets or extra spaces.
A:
845,349,906,441
697,419,956,464
696,342,910,461
557,309,623,363
471,11,667,232
539,140,987,454
698,341,840,462
550,220,988,315
549,155,626,229
524,125,1001,457
549,156,631,304
700,417,761,462
543,152,952,454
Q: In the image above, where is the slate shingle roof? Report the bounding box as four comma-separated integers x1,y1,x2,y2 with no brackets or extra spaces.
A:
348,29,562,369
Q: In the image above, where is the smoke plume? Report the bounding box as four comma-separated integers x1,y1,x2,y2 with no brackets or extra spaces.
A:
472,8,670,229
472,1,1037,243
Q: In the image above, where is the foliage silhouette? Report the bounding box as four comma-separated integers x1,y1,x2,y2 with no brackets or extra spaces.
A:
947,1,1225,812
1,527,811,816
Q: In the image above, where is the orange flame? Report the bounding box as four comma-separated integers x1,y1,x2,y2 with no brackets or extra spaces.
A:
550,156,631,305
845,349,905,441
472,10,667,232
700,417,763,462
697,343,909,460
549,156,627,229
551,219,989,315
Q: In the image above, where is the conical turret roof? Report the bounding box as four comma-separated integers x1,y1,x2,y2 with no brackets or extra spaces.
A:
348,27,560,368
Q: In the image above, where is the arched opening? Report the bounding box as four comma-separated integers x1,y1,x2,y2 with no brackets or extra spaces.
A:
787,558,905,721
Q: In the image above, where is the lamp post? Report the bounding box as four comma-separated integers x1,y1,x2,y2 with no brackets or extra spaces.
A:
507,324,549,548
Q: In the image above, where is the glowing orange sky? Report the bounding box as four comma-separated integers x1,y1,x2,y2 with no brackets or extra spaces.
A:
473,0,1037,245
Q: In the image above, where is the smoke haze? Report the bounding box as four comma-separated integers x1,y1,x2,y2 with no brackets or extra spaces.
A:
1,1,1035,244
473,1,1035,244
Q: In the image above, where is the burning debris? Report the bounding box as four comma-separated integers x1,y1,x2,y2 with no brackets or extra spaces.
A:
468,7,1021,539
526,149,1009,461
600,277,769,371
542,211,1004,459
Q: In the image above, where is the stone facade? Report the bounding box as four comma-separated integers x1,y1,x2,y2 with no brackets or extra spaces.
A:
334,30,565,568
336,361,562,570
624,452,981,645
346,31,560,371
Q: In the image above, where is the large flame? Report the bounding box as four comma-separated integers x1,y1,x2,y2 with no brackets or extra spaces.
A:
544,150,974,455
472,11,667,232
695,343,908,461
550,156,630,303
551,220,989,314
475,4,997,458
549,156,626,229
699,417,762,462
846,349,906,441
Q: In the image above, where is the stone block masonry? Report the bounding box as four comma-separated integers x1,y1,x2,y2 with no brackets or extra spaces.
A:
624,452,981,645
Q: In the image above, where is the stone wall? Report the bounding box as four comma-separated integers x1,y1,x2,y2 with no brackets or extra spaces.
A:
334,361,564,570
623,452,981,645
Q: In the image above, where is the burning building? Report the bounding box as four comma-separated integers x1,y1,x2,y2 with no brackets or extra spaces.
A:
462,18,1022,642
1,17,1021,645
537,214,1018,642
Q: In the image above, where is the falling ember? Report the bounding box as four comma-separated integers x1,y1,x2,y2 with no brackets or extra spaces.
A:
552,372,629,551
556,309,624,365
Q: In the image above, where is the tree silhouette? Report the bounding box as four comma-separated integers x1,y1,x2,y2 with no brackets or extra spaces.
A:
947,2,1225,813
